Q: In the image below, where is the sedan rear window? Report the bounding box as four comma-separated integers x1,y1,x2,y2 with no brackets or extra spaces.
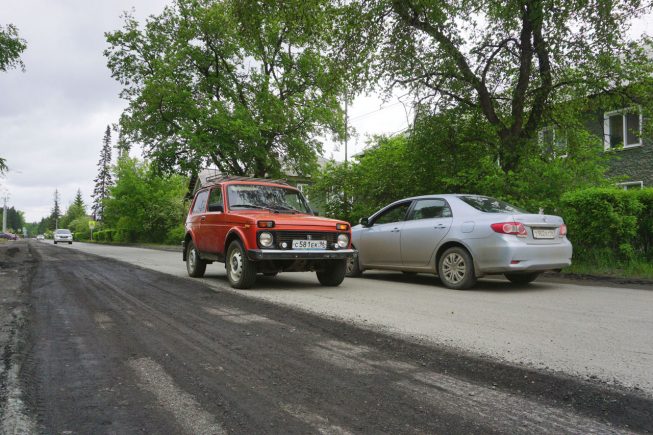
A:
457,196,526,214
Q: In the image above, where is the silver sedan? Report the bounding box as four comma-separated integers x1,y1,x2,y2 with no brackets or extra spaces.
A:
347,194,573,289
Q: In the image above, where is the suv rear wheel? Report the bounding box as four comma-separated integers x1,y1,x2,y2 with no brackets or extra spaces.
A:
186,240,207,278
226,240,257,289
317,260,347,286
437,246,477,290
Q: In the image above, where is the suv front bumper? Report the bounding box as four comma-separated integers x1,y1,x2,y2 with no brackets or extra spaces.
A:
248,249,356,261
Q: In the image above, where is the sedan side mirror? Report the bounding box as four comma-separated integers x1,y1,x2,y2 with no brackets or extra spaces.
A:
359,217,370,227
208,204,223,213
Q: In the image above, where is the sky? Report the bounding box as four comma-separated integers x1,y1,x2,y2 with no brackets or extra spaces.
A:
0,1,650,222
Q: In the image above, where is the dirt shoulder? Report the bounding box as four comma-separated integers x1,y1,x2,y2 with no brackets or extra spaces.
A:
0,241,38,433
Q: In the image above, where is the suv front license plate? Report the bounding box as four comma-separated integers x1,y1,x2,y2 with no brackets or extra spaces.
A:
292,240,327,250
532,229,556,239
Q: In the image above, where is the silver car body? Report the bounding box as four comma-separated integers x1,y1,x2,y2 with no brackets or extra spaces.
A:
54,229,73,243
351,194,572,276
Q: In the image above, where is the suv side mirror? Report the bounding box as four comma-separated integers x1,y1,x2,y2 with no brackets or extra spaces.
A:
359,217,370,227
208,204,223,213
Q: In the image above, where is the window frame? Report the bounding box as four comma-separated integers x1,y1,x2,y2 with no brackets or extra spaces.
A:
191,189,209,214
371,201,412,226
406,198,453,221
603,107,643,151
537,125,568,158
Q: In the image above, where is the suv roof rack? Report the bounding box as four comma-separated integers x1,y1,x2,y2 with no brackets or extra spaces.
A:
203,174,290,186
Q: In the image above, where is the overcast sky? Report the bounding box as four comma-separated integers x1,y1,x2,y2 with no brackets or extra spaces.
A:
0,1,650,222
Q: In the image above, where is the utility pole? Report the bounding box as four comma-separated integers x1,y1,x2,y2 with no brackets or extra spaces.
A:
2,194,8,233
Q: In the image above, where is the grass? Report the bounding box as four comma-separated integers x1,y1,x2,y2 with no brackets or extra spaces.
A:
564,255,653,280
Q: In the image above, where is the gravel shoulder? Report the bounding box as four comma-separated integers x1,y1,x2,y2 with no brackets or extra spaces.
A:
0,241,37,433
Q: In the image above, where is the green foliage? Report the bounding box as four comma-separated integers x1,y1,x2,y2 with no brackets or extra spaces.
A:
60,189,87,229
103,157,188,244
0,24,26,72
310,114,608,224
334,0,653,173
559,188,652,262
105,0,347,178
0,206,25,232
165,224,186,246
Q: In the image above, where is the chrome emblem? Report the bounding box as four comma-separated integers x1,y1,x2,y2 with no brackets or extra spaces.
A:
307,234,313,240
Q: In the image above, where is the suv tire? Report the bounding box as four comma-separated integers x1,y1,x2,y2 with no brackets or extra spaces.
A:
226,240,257,289
186,240,207,278
437,246,477,290
317,259,347,286
505,272,540,285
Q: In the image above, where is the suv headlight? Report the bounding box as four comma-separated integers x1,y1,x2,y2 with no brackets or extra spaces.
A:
337,233,349,248
259,231,273,248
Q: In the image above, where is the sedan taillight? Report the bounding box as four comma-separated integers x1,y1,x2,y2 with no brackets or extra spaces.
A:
559,224,567,237
491,222,528,238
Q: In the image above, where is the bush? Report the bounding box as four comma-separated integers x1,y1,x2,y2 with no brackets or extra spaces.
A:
165,224,186,245
560,187,651,262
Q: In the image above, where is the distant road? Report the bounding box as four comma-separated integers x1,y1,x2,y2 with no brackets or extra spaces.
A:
48,240,653,395
25,241,653,433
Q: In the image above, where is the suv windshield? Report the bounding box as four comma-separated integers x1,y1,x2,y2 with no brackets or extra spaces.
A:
457,195,526,214
55,229,71,234
227,184,311,214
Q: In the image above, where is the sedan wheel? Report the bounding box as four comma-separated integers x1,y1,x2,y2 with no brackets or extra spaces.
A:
438,247,477,290
345,253,362,278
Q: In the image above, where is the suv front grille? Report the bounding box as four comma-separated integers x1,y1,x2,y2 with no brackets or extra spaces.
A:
275,231,338,245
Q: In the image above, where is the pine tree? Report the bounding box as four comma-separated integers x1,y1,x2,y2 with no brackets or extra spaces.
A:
72,189,85,211
50,189,61,230
92,126,113,220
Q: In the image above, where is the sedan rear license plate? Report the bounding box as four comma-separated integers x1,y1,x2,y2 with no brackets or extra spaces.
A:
292,240,327,249
533,228,556,239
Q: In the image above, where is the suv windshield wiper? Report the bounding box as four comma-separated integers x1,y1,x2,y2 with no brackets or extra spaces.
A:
230,204,276,212
272,204,304,213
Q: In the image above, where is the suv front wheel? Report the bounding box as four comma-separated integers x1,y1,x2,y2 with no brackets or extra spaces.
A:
226,240,257,289
186,240,207,278
317,260,347,286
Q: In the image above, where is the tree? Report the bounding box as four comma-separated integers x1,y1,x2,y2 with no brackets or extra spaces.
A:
0,206,25,232
92,126,113,220
336,0,653,172
0,24,26,72
61,189,87,228
103,157,188,243
1,24,27,174
50,189,61,230
105,0,348,178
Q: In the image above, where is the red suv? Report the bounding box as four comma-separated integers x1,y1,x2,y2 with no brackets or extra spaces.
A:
183,176,355,289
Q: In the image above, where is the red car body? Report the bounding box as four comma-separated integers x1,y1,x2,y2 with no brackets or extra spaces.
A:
183,178,355,289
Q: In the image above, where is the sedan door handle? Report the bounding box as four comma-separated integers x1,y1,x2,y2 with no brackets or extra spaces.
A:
434,224,447,229
390,228,400,233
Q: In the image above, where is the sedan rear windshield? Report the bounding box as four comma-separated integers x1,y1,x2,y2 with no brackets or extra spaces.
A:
457,196,526,214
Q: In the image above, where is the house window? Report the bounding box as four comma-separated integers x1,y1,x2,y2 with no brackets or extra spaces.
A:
538,126,567,158
604,107,642,150
617,181,644,190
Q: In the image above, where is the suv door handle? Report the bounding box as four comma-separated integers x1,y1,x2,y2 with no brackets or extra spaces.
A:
200,215,206,222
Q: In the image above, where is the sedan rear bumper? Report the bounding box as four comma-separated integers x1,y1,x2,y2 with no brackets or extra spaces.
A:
248,249,356,261
472,237,572,274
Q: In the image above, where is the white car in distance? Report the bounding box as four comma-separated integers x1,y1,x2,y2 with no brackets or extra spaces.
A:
54,229,73,245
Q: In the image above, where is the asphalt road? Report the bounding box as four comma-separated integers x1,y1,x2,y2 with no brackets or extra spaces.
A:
49,240,653,396
14,240,652,433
